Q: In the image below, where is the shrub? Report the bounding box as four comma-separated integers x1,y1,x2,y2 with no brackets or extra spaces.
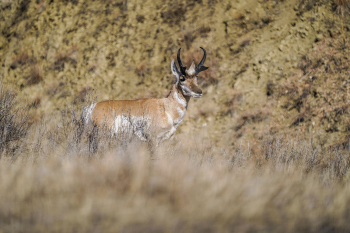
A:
0,83,31,155
25,65,43,85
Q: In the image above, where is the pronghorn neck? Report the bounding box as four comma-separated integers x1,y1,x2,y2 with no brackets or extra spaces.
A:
164,84,191,130
168,84,190,108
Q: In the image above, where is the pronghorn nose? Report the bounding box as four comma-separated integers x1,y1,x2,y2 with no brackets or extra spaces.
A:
198,89,202,94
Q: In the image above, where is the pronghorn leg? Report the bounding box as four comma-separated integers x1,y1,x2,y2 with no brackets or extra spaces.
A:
147,139,156,159
156,127,176,144
88,124,99,154
135,130,148,142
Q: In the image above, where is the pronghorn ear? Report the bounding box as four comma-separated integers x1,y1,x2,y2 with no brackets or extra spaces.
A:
171,59,180,85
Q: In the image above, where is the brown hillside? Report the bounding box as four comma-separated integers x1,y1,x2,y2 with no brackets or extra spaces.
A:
1,0,350,149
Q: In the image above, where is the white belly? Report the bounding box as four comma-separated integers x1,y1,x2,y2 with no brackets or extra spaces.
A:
113,115,149,141
111,109,184,144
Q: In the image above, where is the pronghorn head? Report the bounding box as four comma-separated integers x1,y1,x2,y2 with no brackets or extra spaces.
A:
171,47,209,98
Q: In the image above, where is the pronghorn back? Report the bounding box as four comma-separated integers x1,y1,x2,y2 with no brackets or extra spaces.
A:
92,99,167,128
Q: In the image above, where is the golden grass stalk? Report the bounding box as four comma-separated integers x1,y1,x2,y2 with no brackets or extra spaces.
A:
334,0,350,46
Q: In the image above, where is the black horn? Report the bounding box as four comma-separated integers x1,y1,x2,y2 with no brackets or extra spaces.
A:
177,48,187,75
171,60,182,78
195,47,209,75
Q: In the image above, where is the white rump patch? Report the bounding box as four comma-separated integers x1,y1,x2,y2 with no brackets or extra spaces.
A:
82,103,96,125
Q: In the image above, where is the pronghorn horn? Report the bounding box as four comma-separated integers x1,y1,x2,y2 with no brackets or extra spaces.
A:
195,47,209,75
171,59,182,82
177,48,187,75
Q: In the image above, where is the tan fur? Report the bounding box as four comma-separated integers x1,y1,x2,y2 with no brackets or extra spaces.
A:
91,83,194,143
88,48,207,144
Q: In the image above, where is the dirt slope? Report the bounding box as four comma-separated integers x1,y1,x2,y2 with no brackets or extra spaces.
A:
1,0,349,149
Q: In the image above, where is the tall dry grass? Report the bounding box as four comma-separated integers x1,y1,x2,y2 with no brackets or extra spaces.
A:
0,83,349,232
334,0,350,46
0,83,31,157
3,136,350,232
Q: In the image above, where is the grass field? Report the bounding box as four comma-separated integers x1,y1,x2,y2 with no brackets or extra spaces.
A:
0,84,350,232
2,0,350,232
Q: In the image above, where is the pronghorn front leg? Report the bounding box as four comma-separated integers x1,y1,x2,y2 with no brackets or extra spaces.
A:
135,130,148,142
156,127,176,146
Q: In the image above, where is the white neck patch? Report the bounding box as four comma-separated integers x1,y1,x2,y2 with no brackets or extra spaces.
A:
174,107,186,128
174,91,187,107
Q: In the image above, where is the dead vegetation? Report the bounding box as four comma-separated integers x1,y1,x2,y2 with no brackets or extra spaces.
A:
220,90,244,116
135,62,150,85
234,108,270,132
30,96,41,108
0,84,31,156
73,86,94,104
53,47,78,71
10,50,29,69
10,50,36,69
333,0,350,45
161,3,187,25
2,1,350,230
46,81,65,99
0,84,350,231
25,65,43,85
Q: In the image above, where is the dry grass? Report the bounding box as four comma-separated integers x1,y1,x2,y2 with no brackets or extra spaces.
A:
195,100,217,117
46,81,65,99
234,108,270,132
0,83,349,232
135,62,150,85
30,96,41,108
0,83,31,156
0,0,12,8
88,63,97,72
334,0,350,14
73,86,94,104
334,0,350,46
25,65,43,86
2,1,350,232
10,50,36,69
53,47,78,71
161,3,186,26
270,33,350,144
4,126,350,232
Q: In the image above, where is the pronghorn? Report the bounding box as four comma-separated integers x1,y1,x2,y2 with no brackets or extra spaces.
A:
83,47,209,145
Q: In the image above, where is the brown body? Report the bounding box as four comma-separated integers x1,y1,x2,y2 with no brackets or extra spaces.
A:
83,47,208,144
90,85,190,142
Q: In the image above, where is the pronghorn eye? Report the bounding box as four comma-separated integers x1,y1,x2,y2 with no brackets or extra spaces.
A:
180,76,185,82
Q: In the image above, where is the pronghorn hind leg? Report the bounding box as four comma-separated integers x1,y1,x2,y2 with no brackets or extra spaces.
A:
146,138,158,159
88,124,99,155
135,130,148,142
